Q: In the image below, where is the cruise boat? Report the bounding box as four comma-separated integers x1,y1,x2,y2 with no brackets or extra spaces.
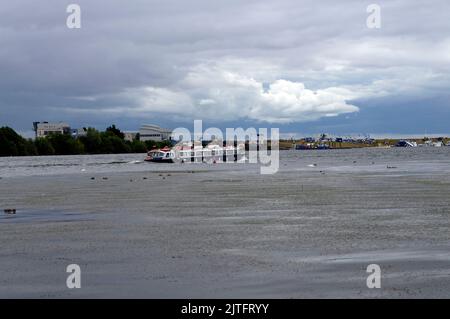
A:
145,146,174,163
145,141,246,163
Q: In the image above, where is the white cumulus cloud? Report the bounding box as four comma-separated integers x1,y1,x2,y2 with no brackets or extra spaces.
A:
120,62,360,123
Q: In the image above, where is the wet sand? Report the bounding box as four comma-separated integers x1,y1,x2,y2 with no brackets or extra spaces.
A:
1,149,450,298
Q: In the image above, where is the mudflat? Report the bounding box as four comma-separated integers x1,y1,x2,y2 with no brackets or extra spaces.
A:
1,148,450,298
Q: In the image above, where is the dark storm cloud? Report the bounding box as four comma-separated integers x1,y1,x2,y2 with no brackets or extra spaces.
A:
0,0,449,133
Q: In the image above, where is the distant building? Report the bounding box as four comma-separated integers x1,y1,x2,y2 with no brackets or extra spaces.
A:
71,128,87,138
139,124,172,141
124,132,138,142
33,122,71,138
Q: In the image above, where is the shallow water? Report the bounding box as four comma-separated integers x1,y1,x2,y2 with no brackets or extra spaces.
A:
1,147,450,298
1,147,449,178
0,209,94,224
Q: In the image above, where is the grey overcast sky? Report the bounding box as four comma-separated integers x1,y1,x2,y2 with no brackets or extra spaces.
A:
1,0,450,136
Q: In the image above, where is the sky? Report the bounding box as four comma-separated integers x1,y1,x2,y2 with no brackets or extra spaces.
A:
1,0,450,137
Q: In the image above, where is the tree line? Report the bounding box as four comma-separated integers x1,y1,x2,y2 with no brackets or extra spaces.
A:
0,125,171,157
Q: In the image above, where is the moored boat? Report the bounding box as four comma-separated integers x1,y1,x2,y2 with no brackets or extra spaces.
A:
395,140,417,147
295,143,331,150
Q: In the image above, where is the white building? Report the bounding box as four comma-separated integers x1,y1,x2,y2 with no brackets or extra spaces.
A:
71,128,87,138
34,122,71,138
139,124,172,141
124,131,138,142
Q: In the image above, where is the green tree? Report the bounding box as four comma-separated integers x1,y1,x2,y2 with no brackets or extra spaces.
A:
23,139,38,156
144,140,171,150
47,134,85,155
107,134,131,153
0,139,18,156
105,124,125,140
34,138,55,155
79,128,102,154
0,127,36,156
0,126,170,156
130,140,147,153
